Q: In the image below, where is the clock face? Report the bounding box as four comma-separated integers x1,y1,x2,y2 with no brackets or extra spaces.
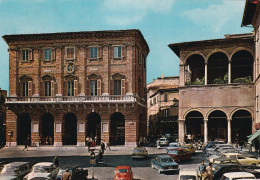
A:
67,63,75,73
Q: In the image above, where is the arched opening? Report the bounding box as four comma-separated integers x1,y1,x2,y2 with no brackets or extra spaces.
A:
63,113,77,145
87,112,101,145
231,110,252,142
185,111,204,142
185,55,205,85
110,112,125,145
17,113,31,145
41,113,54,145
231,50,253,83
208,52,228,84
208,110,227,141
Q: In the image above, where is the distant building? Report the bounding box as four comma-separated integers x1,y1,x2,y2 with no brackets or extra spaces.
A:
169,33,254,144
3,29,149,147
0,89,7,146
147,75,179,139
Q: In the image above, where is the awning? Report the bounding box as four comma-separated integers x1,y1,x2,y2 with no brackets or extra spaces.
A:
248,129,260,143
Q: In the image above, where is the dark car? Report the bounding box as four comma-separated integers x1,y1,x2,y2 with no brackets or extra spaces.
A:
203,141,225,153
55,164,88,180
0,162,30,180
151,155,179,174
167,148,191,162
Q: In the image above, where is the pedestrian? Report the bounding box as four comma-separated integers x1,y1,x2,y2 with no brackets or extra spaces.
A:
53,155,59,167
94,135,97,144
23,136,30,151
198,160,207,180
239,140,243,151
61,168,71,180
249,142,253,152
106,141,111,150
101,141,105,154
206,163,213,180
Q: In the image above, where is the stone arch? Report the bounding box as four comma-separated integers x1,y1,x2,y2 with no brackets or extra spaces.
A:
183,108,205,120
230,108,254,119
230,47,254,59
17,113,31,145
183,51,207,65
62,112,77,145
206,49,230,62
41,113,54,145
86,112,101,145
206,109,228,119
110,112,125,145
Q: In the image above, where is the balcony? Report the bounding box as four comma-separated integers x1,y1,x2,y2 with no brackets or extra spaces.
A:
6,95,145,105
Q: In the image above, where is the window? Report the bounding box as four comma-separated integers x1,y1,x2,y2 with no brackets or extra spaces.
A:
150,100,153,106
66,47,75,59
44,81,51,96
153,97,156,104
90,80,97,96
164,94,167,102
114,80,121,95
44,49,51,60
67,80,74,96
21,50,29,61
22,82,28,97
90,47,98,59
113,46,122,58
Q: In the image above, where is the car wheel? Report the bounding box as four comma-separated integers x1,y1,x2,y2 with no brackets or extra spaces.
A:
158,169,162,174
252,163,256,168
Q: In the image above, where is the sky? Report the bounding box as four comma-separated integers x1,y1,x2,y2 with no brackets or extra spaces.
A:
0,0,252,93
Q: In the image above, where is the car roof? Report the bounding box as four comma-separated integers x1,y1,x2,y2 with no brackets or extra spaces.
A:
4,162,29,166
179,169,198,176
116,166,131,170
158,155,171,158
134,147,146,150
59,164,81,169
223,153,241,155
169,142,179,145
223,172,255,178
168,148,185,151
33,162,54,166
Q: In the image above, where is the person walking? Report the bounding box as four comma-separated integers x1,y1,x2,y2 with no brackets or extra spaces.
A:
61,168,71,180
101,141,105,154
53,155,59,167
23,136,30,151
106,141,111,150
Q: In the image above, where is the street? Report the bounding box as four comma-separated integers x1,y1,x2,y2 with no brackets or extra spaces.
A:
0,145,205,180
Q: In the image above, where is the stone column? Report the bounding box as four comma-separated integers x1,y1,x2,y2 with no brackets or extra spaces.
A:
227,118,232,144
77,112,86,147
6,110,17,147
178,119,185,144
125,111,139,147
205,63,208,85
228,61,231,84
204,119,208,144
101,113,110,144
179,65,185,86
53,112,63,147
31,113,41,147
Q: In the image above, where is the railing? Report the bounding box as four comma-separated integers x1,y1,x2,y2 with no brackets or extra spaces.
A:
6,95,145,104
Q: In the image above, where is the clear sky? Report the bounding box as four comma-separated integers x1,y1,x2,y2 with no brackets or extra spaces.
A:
0,0,252,93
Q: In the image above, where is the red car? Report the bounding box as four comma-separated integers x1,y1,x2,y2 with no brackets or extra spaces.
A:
167,148,191,162
114,166,133,180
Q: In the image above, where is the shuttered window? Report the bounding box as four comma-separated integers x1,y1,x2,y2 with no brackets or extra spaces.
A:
44,81,51,96
90,80,97,96
22,82,28,97
90,47,98,59
113,46,122,58
22,50,29,61
44,49,51,60
67,81,74,96
114,80,121,95
66,47,75,59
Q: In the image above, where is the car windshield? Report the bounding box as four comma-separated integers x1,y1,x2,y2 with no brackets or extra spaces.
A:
1,166,17,174
160,138,166,141
233,178,255,180
161,158,174,162
180,175,196,180
170,144,178,147
168,150,178,155
33,166,51,173
133,149,143,153
118,169,128,173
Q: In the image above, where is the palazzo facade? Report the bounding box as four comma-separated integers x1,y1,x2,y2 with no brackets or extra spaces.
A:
3,29,149,147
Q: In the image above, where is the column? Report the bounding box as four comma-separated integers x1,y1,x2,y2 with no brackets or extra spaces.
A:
178,119,185,144
205,63,208,85
6,110,17,147
77,112,86,147
53,112,63,147
179,65,185,86
125,112,139,146
228,61,231,84
204,119,208,144
227,118,231,144
101,113,111,145
31,114,41,147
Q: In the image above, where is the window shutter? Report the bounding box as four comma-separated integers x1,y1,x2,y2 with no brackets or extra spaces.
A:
114,47,118,58
97,79,101,96
121,79,125,95
51,48,56,60
109,46,113,59
40,81,44,96
86,80,90,96
51,80,55,97
110,80,114,95
74,80,78,96
98,47,102,59
39,49,43,60
86,47,90,60
28,81,32,97
18,50,21,61
74,47,77,60
122,45,127,58
28,49,33,61
18,82,22,96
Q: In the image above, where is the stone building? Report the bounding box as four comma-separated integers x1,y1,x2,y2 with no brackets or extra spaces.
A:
147,75,179,139
0,89,7,146
242,0,260,131
169,33,255,144
2,29,149,147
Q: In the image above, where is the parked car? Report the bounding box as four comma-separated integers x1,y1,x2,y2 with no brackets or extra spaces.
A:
0,162,30,180
131,147,148,159
157,138,169,146
213,157,239,164
203,141,225,153
178,169,199,180
55,164,88,180
212,163,245,180
182,144,196,155
114,166,133,180
219,153,259,166
206,144,235,157
220,172,256,180
151,155,179,174
166,142,181,152
167,148,191,162
24,162,59,180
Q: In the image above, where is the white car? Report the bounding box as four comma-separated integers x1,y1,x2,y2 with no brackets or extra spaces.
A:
166,142,181,152
206,144,234,156
220,172,256,180
157,138,169,146
178,169,199,180
24,162,59,180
